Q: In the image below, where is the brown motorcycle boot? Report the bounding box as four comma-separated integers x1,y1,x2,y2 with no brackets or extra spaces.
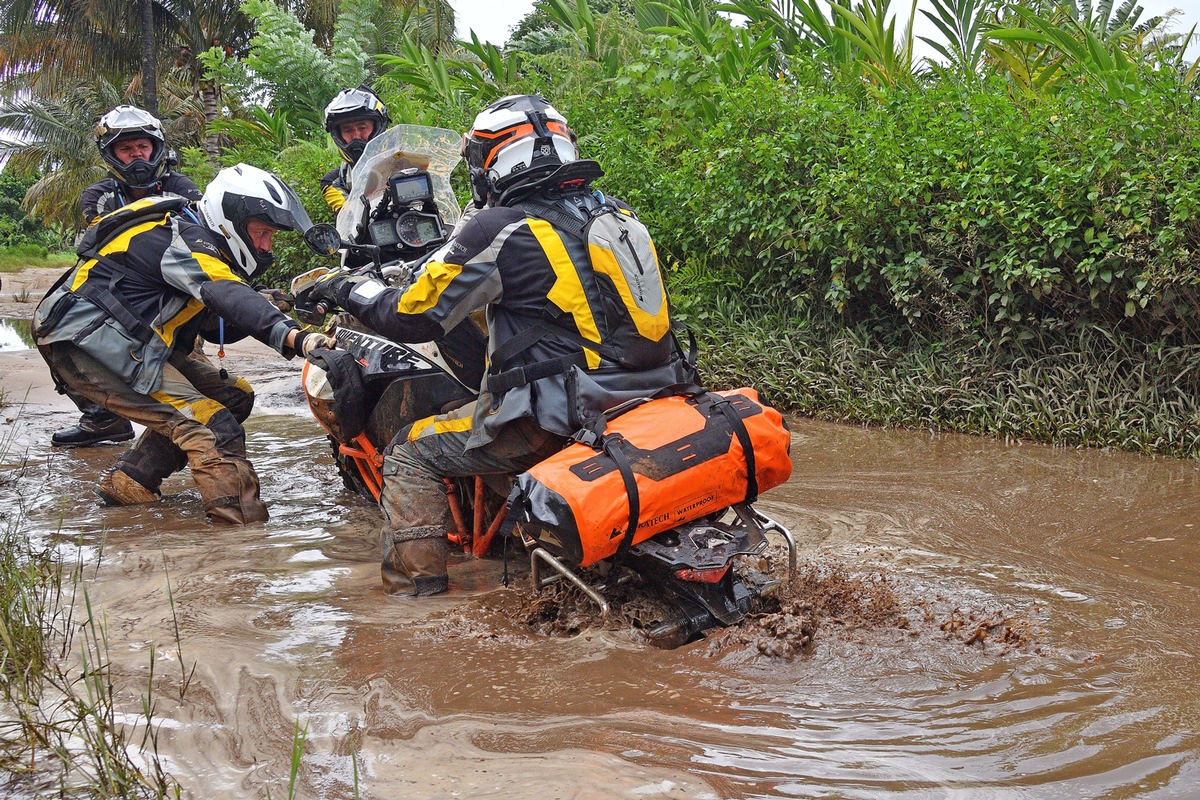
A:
96,469,160,506
381,537,450,597
191,452,269,525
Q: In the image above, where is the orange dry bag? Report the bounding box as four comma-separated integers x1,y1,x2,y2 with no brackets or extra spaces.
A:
507,388,792,568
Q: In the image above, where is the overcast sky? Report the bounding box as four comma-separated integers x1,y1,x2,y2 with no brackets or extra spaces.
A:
451,0,1200,55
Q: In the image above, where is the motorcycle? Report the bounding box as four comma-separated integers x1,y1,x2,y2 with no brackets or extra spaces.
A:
294,125,796,646
292,125,486,500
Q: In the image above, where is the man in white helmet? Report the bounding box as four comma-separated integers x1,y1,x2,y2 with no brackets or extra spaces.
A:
54,105,205,449
319,87,391,214
309,95,693,595
34,164,335,524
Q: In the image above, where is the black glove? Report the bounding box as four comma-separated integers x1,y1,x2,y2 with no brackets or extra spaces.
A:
258,287,295,313
308,270,359,311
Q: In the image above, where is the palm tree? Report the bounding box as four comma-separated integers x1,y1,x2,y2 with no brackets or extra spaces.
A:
141,0,159,115
0,0,262,157
1,0,457,150
0,79,126,228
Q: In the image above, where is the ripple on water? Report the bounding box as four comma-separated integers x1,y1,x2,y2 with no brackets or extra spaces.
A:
3,413,1199,798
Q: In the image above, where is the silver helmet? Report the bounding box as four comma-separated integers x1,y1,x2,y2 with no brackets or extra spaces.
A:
462,95,582,207
95,105,168,190
323,87,390,165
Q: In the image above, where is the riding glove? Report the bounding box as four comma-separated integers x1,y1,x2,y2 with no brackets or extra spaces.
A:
294,330,337,357
309,270,376,310
257,287,296,313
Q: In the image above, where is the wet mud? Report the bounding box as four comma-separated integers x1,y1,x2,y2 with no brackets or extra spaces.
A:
2,286,1199,797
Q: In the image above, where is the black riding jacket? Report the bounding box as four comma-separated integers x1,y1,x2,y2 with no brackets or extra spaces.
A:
35,198,301,394
79,171,202,226
335,192,688,448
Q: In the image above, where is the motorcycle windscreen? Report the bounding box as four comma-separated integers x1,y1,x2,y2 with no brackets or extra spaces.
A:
336,125,462,245
511,388,793,568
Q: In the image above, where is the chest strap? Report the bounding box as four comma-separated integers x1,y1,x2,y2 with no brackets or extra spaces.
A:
72,254,159,345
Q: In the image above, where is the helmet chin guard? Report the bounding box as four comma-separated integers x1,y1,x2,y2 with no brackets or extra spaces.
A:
198,164,314,277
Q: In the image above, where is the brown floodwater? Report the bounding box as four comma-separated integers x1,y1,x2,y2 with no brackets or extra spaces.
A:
1,401,1197,799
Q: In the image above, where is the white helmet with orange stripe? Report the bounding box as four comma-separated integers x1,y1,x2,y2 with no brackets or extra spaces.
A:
462,95,585,207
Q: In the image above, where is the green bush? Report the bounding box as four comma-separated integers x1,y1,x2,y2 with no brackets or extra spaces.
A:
0,172,61,251
548,67,1200,345
690,291,1200,458
259,140,342,290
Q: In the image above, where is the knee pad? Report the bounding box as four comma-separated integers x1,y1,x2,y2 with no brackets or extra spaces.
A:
206,408,247,455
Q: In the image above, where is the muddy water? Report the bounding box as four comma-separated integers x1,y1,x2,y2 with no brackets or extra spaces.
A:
2,408,1198,799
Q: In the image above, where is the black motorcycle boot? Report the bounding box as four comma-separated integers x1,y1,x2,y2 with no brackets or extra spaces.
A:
381,537,450,597
52,415,134,448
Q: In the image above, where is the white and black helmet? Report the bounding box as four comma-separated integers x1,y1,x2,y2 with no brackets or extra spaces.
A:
323,87,390,165
462,95,598,207
198,164,313,277
95,105,168,190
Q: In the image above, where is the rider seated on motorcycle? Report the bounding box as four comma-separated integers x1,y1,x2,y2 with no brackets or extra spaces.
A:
308,94,692,597
319,87,390,214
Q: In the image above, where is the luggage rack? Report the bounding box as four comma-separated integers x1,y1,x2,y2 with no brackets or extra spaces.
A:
525,506,797,624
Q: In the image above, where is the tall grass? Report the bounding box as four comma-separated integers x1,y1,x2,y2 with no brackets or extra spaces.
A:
0,245,74,273
688,294,1200,458
0,435,182,797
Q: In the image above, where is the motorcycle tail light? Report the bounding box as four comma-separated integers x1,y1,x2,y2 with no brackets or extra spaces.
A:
674,563,731,584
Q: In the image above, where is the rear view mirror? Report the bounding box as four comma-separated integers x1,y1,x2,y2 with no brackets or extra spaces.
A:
303,223,341,256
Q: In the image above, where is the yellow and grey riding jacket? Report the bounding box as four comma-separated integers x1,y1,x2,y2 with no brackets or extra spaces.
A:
34,196,302,394
337,191,691,448
319,164,350,213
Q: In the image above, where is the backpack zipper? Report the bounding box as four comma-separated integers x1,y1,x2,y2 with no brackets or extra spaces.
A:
618,228,646,275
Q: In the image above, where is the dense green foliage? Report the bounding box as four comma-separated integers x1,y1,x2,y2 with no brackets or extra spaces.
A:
690,295,1200,458
0,172,61,251
0,172,70,269
3,0,1200,455
567,72,1200,344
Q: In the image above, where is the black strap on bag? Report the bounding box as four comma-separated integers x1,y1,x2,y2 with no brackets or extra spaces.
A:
70,254,159,345
601,433,641,573
709,394,759,504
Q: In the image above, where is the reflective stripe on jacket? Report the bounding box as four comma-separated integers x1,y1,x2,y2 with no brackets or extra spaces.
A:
339,192,689,449
34,204,299,394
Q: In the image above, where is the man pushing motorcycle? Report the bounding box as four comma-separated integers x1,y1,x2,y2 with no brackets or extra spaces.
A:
308,94,693,597
34,164,335,524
